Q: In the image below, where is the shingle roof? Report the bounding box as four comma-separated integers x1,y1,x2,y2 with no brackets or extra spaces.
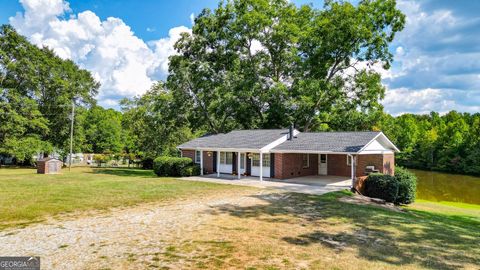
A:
272,131,380,153
177,129,289,150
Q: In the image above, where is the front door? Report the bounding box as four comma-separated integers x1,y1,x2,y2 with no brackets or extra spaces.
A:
318,154,327,175
239,153,246,175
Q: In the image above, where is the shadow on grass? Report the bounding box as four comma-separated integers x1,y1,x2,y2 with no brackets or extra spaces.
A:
207,191,480,270
91,168,156,178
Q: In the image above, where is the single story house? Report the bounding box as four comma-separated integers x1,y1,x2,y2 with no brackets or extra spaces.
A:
177,127,399,185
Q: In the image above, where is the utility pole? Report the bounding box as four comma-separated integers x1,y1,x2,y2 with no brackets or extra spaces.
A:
69,101,75,171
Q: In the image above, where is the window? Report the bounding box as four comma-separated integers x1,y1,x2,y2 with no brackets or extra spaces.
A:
262,154,270,167
347,155,355,166
225,152,233,164
220,152,233,165
302,154,309,168
195,150,201,164
251,153,260,167
240,154,245,169
320,154,327,164
252,153,270,167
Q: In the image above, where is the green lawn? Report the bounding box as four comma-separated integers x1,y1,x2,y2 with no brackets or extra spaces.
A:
159,191,480,269
1,167,479,269
0,167,246,229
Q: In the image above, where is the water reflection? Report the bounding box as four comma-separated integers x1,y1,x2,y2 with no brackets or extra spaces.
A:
412,169,480,204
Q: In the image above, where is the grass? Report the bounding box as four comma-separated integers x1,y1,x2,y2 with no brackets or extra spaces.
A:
149,190,480,270
1,167,479,269
0,167,247,229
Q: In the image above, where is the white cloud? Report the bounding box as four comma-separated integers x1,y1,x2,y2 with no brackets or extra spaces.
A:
10,0,191,107
382,0,480,115
383,88,480,115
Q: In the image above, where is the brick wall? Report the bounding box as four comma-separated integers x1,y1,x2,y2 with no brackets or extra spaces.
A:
356,154,395,177
181,149,195,161
273,153,318,179
327,154,351,177
180,149,216,174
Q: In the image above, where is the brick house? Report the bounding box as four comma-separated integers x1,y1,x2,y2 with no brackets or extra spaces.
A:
177,128,399,185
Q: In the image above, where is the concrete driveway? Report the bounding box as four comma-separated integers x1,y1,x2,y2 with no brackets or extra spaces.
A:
180,174,351,195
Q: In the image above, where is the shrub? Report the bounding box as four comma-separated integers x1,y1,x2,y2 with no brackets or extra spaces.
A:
394,167,417,204
141,157,154,170
364,173,399,203
153,156,193,177
180,165,201,177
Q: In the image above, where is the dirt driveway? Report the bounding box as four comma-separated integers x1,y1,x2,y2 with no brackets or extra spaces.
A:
0,188,275,269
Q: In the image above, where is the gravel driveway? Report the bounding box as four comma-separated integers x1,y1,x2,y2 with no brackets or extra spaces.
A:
0,189,271,269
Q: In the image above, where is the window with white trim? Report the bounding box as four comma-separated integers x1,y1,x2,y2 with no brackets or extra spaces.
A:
251,153,260,167
251,153,270,167
302,154,309,168
220,152,233,165
262,154,270,167
195,150,201,164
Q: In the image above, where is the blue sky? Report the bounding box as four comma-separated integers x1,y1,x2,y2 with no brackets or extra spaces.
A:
1,0,479,115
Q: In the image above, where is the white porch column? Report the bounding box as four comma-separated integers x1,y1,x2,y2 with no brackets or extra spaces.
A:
259,152,263,181
200,150,204,176
216,151,220,177
237,151,241,179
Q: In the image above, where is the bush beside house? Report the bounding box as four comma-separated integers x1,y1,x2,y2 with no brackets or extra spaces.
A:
363,167,417,205
153,156,200,177
394,167,417,204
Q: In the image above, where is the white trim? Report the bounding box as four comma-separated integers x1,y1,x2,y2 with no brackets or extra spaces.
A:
195,150,201,164
348,154,355,187
270,149,357,154
259,152,263,181
216,151,220,177
358,150,394,155
318,154,327,175
357,132,400,153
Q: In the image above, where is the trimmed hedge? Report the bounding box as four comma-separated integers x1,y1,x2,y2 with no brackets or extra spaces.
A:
394,167,417,204
364,173,399,203
363,167,417,205
180,165,201,177
153,156,197,177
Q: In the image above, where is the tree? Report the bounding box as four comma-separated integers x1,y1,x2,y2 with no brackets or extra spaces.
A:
167,0,405,133
84,106,123,154
121,82,194,159
0,24,99,162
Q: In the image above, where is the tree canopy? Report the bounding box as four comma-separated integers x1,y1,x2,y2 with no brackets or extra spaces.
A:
0,24,99,163
167,0,405,133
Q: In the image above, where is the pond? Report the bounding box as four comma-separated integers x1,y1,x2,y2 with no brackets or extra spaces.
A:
411,169,480,205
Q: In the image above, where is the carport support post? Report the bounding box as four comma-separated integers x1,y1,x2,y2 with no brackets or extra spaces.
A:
349,154,355,188
237,151,241,179
216,151,220,177
200,150,203,175
259,152,263,181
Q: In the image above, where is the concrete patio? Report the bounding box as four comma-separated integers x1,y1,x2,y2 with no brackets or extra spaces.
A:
179,174,351,195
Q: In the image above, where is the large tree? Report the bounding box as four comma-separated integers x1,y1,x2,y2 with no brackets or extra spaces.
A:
121,82,194,159
0,25,99,162
167,0,405,133
84,106,123,154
